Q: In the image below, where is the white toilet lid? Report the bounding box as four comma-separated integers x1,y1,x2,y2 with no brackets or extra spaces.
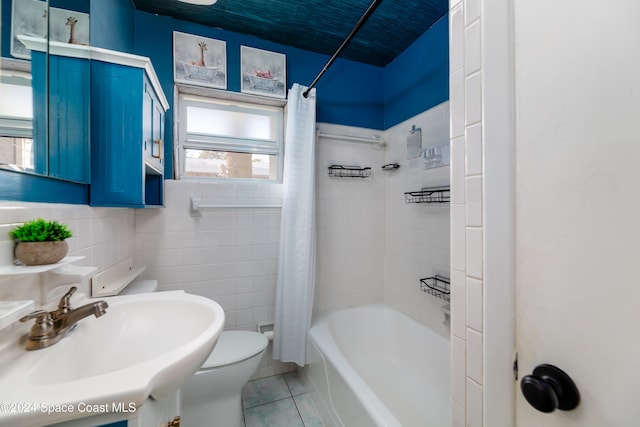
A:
202,330,268,369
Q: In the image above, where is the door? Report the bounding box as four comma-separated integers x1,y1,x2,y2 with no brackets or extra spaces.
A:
515,1,640,426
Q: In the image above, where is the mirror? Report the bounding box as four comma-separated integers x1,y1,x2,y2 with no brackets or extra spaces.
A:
0,0,90,183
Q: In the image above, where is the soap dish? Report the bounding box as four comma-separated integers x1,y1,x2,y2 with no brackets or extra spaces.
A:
0,300,35,331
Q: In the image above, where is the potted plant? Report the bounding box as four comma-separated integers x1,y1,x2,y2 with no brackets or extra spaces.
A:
10,218,73,266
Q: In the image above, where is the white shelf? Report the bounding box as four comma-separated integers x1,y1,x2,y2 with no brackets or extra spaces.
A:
91,257,145,297
0,256,85,276
0,300,34,331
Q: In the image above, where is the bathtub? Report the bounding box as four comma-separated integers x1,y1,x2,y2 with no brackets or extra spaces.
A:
301,304,450,427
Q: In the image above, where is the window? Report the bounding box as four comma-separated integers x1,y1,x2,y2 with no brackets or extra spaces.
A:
0,71,34,170
177,92,284,181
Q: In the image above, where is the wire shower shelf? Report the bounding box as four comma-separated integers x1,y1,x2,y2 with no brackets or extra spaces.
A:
404,186,450,204
328,165,372,178
420,275,451,302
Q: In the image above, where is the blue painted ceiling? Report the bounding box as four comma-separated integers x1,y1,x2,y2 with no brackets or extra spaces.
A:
130,0,448,67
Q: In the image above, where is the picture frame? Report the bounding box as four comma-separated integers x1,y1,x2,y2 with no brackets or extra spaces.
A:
241,46,286,99
173,31,227,90
49,7,90,47
11,0,90,60
11,0,47,59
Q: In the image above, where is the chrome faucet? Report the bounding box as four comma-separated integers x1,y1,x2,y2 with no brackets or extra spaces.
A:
19,286,109,351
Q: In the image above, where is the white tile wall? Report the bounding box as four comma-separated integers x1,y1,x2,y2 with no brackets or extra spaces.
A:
465,228,483,279
466,276,483,332
450,0,487,425
466,328,483,384
450,268,466,339
134,180,295,378
0,202,135,304
315,111,451,335
465,176,482,227
451,136,466,204
465,21,482,75
382,103,451,335
465,124,483,176
450,6,465,74
453,402,466,427
135,180,282,328
450,204,466,272
313,123,386,314
450,70,466,138
467,378,483,427
465,73,482,125
451,335,466,406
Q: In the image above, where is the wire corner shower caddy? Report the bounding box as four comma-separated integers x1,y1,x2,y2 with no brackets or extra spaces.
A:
328,165,372,178
404,186,450,204
420,275,451,302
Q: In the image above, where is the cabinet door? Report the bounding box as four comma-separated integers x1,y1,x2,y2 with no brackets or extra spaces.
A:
90,62,144,207
142,78,164,174
142,81,153,167
48,55,91,183
31,53,90,183
152,97,164,168
31,51,48,176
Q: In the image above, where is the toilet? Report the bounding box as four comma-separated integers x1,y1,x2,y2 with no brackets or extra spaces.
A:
106,275,268,426
180,330,268,427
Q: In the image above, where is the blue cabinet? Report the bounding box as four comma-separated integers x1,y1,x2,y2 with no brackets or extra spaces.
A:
90,60,166,207
31,51,91,183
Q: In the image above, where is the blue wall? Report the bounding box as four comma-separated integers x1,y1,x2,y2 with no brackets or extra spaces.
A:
131,11,384,129
128,7,449,134
383,15,449,129
1,0,11,59
131,9,385,178
91,0,135,53
129,9,448,177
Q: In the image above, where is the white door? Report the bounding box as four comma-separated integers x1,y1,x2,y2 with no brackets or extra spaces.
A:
514,1,640,426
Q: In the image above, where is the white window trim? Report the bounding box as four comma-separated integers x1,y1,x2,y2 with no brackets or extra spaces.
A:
174,84,286,182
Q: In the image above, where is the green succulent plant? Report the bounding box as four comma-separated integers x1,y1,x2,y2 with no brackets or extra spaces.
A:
10,218,73,242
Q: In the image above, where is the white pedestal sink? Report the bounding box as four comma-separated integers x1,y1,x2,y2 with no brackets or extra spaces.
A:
0,291,224,427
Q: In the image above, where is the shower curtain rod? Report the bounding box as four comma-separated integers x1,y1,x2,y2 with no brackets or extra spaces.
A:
302,0,384,98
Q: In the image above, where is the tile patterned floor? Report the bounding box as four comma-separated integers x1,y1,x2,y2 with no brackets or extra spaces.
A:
242,372,324,427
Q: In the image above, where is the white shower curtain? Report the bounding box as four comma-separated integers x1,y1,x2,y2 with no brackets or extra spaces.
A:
273,84,317,366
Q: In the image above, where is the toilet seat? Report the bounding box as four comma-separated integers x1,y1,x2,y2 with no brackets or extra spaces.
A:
201,330,268,369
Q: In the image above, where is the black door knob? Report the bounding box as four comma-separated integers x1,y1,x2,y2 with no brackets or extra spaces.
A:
520,364,580,413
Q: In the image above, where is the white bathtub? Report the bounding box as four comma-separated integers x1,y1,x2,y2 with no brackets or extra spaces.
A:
301,304,450,427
